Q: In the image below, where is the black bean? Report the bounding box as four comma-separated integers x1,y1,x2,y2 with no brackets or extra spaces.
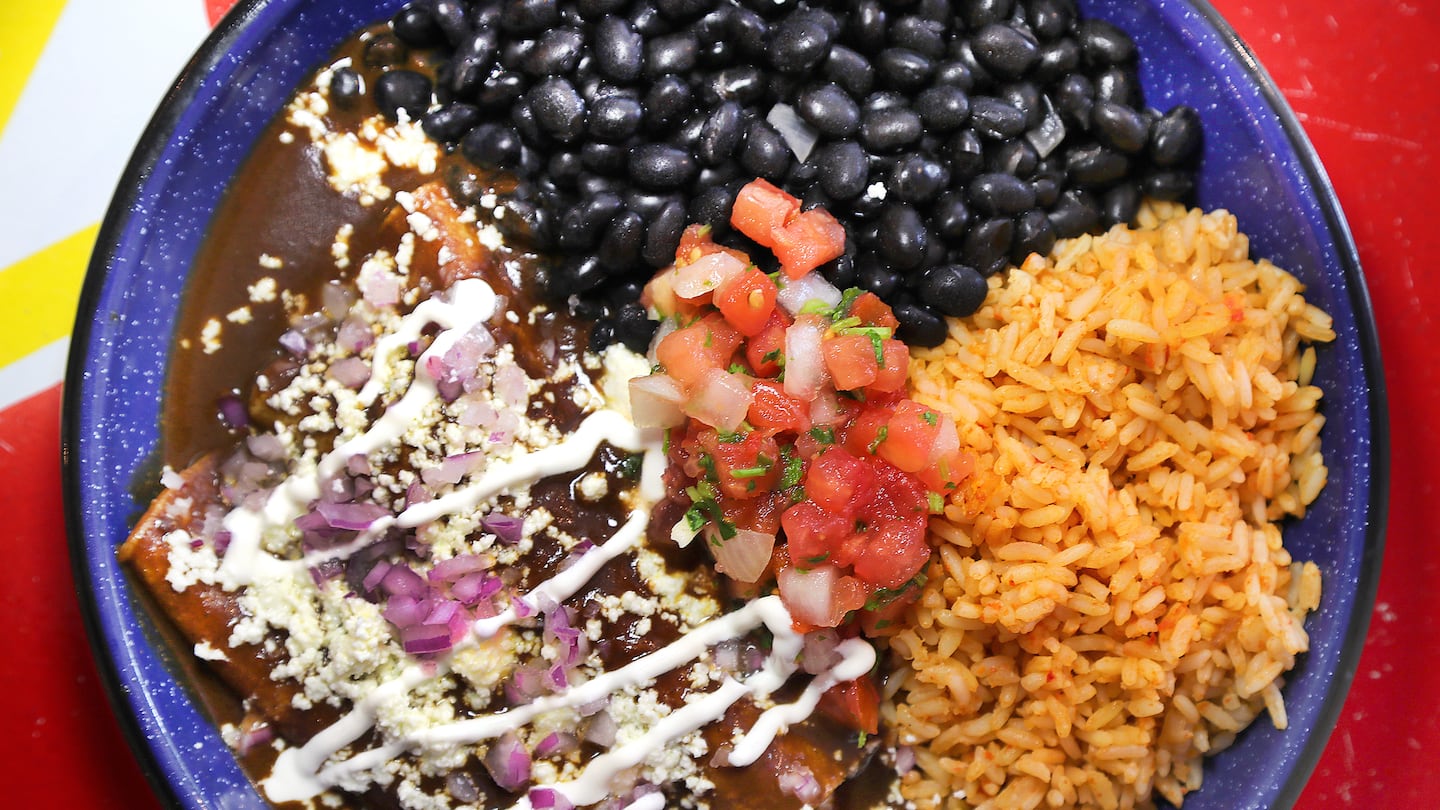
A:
1031,172,1061,207
730,7,770,58
613,303,658,352
500,39,536,73
687,183,738,232
529,78,586,141
578,172,623,196
914,0,953,26
915,84,970,132
629,2,670,37
932,191,971,241
645,33,699,78
815,140,869,200
972,24,1039,80
329,67,363,108
1048,188,1100,238
819,252,858,288
1140,169,1194,201
1094,66,1141,107
851,0,889,52
1000,82,1043,130
962,217,1014,276
461,123,523,167
629,143,697,190
893,301,948,347
364,33,408,68
496,197,555,249
739,119,791,179
568,256,610,294
576,0,627,18
598,210,646,269
864,91,909,112
593,16,644,83
702,66,768,106
933,59,975,92
1053,73,1093,127
673,111,707,149
1025,0,1074,40
526,28,585,76
694,6,733,44
500,0,560,35
889,16,946,59
644,200,689,265
1077,19,1137,67
962,0,1015,28
429,0,472,47
421,103,482,142
823,46,876,97
1011,208,1056,262
879,204,930,271
860,107,923,152
375,70,432,122
889,155,948,204
547,150,585,187
968,96,1027,140
559,192,624,249
1090,99,1150,154
587,317,617,349
697,101,746,165
445,166,486,207
587,94,643,142
1065,142,1128,187
947,128,986,181
770,10,835,73
920,264,988,317
510,99,546,145
696,162,742,189
878,49,936,94
642,76,693,133
581,141,630,175
1032,38,1080,83
448,31,500,97
1149,105,1203,167
859,255,901,298
1101,182,1141,227
796,84,861,138
656,0,712,23
968,172,1036,216
392,5,445,47
986,137,1039,176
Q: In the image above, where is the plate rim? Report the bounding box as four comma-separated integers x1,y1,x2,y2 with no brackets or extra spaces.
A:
59,0,1390,808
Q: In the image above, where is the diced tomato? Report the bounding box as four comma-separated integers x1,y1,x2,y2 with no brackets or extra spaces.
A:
841,405,893,458
817,675,880,736
748,379,808,432
721,489,788,536
847,292,901,330
771,208,847,280
851,515,929,589
878,400,943,473
731,179,799,249
917,448,976,494
823,334,880,390
859,580,921,636
714,267,778,336
700,429,782,500
806,447,875,516
744,309,791,377
867,339,909,394
655,314,742,387
781,501,852,567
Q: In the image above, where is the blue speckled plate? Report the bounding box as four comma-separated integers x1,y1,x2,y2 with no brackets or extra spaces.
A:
62,1,1387,808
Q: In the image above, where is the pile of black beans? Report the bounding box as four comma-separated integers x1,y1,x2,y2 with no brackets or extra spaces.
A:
358,0,1202,349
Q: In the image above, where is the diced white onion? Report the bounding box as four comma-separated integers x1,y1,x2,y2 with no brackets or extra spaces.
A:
778,564,841,628
776,272,843,316
683,368,754,432
628,373,688,428
709,528,776,584
809,386,841,427
672,251,748,300
782,318,831,401
927,413,960,464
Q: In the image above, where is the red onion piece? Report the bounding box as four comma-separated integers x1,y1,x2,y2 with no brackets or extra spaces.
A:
584,710,617,747
528,788,574,810
429,554,491,583
446,772,480,804
359,267,401,308
380,565,427,600
708,527,775,584
483,513,524,545
245,433,285,461
777,765,823,804
401,622,453,655
337,316,374,353
327,356,371,390
494,364,529,408
533,731,578,758
315,500,389,530
801,629,843,675
483,731,532,792
894,745,916,773
217,394,249,429
236,716,274,756
361,561,393,594
383,595,428,628
278,329,308,356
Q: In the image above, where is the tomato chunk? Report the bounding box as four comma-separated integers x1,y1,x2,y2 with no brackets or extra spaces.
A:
748,379,808,432
714,267,778,336
823,334,881,391
818,675,880,736
867,339,909,394
744,309,791,377
731,179,799,249
771,208,847,280
851,516,930,589
781,502,852,567
847,292,901,330
878,400,943,473
655,314,742,387
806,447,875,516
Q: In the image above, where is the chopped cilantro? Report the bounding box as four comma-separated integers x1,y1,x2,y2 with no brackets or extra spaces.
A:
806,552,830,564
799,298,833,316
928,492,944,513
617,453,643,479
869,332,885,366
731,466,770,479
809,426,835,444
922,410,938,426
779,447,804,488
867,425,888,454
698,453,718,482
761,347,783,365
685,505,707,532
830,315,862,332
857,731,868,747
728,362,747,374
718,430,747,444
662,428,672,455
835,287,864,318
864,572,928,611
704,329,714,348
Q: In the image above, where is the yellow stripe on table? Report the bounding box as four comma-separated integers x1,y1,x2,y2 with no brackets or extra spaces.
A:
0,224,96,367
0,2,70,136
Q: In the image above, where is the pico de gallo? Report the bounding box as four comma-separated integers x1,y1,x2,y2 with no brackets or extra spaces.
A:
629,179,976,667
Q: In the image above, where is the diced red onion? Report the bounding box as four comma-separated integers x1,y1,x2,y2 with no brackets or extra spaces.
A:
421,451,486,488
776,272,843,317
213,530,232,556
380,565,427,599
713,640,741,674
483,513,524,545
489,409,520,447
783,318,831,401
383,595,428,628
547,663,570,690
683,368,754,432
894,745,916,773
528,788,574,810
405,482,432,508
337,316,374,353
801,629,843,675
484,732,532,792
401,622,453,655
628,373,687,428
236,716,274,756
278,329,308,356
426,599,461,628
494,364,529,408
309,558,343,585
246,433,285,462
584,710,617,747
361,561,393,594
345,454,371,476
321,474,355,504
429,554,490,583
326,356,371,390
533,731,578,758
671,251,747,300
446,772,480,804
777,765,823,804
708,528,775,584
218,394,249,429
505,663,547,702
315,500,388,530
359,267,401,308
511,595,536,619
778,564,843,628
321,281,356,319
459,397,498,428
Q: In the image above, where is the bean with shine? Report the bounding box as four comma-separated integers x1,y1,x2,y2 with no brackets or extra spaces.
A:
1065,142,1129,187
915,84,970,131
1150,105,1203,167
421,104,482,142
971,24,1039,80
525,28,585,76
876,48,934,92
962,217,1014,276
530,78,586,141
697,101,746,166
500,0,560,35
769,10,834,73
593,16,643,83
1078,19,1137,66
920,264,988,318
629,143,698,190
461,123,523,168
642,76,693,132
969,172,1036,216
645,33,699,78
889,16,946,60
587,94,643,141
823,46,876,97
794,84,861,139
375,70,432,122
968,96,1027,140
893,301,948,347
1090,100,1150,154
879,204,930,271
1011,208,1056,263
860,107,923,152
889,155,948,204
815,141,869,200
739,119,791,179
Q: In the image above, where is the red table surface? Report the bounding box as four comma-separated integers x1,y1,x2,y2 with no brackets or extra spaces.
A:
4,1,1435,807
